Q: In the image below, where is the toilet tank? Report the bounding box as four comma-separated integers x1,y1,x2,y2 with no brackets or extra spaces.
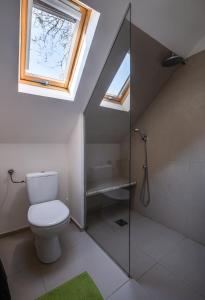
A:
26,171,58,205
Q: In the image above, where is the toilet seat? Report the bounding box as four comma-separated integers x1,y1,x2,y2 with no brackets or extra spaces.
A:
28,200,70,227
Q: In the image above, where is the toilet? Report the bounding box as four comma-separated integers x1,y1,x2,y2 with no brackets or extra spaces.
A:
26,171,70,263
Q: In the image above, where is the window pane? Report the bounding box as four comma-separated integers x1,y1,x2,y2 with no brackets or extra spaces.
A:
106,52,130,96
26,2,79,81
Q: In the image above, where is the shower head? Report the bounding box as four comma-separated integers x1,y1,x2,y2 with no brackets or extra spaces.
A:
134,128,147,141
162,53,185,67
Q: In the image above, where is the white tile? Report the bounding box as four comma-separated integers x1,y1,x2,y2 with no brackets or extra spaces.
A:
160,238,205,296
87,208,129,272
87,217,115,247
61,222,98,252
189,138,205,162
88,205,129,233
149,161,190,205
144,199,187,235
42,224,128,299
0,229,36,276
4,216,205,300
81,246,129,299
108,279,154,300
131,216,184,260
95,231,129,272
185,211,205,245
139,264,204,300
130,246,156,280
41,251,86,292
186,162,205,216
42,225,106,291
0,222,128,299
98,232,129,273
130,210,145,222
8,267,45,300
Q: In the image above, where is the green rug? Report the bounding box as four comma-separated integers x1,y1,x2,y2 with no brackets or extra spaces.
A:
36,272,104,300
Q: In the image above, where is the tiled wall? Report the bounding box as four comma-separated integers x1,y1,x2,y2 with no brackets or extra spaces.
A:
131,50,205,245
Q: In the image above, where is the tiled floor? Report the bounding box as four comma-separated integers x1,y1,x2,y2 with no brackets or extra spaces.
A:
1,214,205,299
0,222,129,300
107,279,153,300
87,206,205,299
87,204,130,272
131,213,205,299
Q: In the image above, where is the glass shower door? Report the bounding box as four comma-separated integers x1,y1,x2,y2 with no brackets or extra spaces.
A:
84,7,131,273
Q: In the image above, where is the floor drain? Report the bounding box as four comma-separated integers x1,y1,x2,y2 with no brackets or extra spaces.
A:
115,219,128,227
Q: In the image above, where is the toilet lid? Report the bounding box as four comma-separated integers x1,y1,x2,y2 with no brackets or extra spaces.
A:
28,200,70,227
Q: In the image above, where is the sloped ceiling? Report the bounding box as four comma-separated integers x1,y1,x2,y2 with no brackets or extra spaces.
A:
0,0,129,143
0,0,205,143
132,0,205,58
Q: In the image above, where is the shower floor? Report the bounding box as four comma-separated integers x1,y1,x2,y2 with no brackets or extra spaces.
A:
87,205,205,300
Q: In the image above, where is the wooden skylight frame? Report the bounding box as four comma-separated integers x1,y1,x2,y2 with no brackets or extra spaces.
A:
19,0,91,92
103,78,130,105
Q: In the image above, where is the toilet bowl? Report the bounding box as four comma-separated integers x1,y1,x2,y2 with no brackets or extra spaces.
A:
28,200,70,263
26,172,70,263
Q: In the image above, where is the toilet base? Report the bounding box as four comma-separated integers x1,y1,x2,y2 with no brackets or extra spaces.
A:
34,235,61,263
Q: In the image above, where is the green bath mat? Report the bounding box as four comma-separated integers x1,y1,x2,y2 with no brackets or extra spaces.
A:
36,272,104,300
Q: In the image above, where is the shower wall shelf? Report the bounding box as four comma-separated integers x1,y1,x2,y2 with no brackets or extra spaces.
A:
86,178,136,197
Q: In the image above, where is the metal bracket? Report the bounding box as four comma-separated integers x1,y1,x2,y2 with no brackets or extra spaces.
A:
8,169,25,184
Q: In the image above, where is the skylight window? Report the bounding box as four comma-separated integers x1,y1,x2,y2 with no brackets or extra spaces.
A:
19,0,100,100
100,52,130,111
104,53,130,104
28,0,80,82
107,53,130,97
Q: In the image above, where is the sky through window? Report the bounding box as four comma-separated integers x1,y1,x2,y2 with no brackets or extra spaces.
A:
26,1,79,81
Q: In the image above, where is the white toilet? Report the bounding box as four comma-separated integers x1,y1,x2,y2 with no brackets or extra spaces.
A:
26,171,70,263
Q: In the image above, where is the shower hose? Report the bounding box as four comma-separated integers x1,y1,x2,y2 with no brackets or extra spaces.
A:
139,137,151,207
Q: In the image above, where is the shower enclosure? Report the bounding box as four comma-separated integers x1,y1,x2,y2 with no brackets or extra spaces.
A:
84,7,131,273
85,4,205,298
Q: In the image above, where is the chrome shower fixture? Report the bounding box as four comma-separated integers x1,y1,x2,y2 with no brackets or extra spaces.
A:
133,128,151,207
162,52,186,67
134,128,147,142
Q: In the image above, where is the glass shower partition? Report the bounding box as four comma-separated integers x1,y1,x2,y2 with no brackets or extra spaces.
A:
84,7,131,273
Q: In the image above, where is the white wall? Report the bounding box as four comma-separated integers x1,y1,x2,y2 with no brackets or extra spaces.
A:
0,144,68,234
132,0,205,58
190,35,205,56
67,115,85,228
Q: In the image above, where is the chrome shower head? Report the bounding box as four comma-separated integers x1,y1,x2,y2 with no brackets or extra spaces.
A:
133,128,147,142
162,52,185,67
